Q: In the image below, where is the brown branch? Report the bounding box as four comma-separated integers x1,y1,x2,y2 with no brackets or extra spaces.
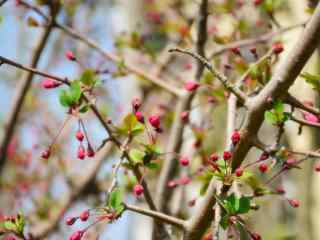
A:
0,17,56,174
285,94,320,116
183,3,320,239
124,204,186,229
290,115,320,128
209,21,307,58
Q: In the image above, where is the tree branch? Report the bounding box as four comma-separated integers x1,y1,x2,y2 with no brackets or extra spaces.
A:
183,3,320,239
124,204,186,229
209,21,307,58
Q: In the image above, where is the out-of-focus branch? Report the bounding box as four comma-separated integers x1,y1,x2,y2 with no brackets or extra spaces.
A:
0,0,8,7
18,0,184,98
183,3,320,239
209,21,307,58
0,12,57,174
30,143,113,239
153,1,209,238
154,0,209,220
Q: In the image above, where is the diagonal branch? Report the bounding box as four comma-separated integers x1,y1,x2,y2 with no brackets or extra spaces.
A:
209,21,307,58
124,204,186,229
169,48,247,103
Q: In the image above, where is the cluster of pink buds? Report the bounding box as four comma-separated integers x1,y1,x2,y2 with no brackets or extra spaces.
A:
75,129,95,160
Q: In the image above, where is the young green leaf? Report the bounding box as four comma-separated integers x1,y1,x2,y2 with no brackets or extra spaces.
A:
129,149,145,164
80,69,96,86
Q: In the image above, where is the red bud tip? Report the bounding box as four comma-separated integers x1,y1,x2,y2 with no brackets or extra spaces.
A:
42,78,61,89
258,163,268,173
179,156,190,166
76,131,84,142
223,151,232,160
148,114,161,129
184,81,200,92
79,210,89,221
235,168,243,177
69,230,84,240
41,149,51,159
133,184,144,196
65,50,76,61
77,145,86,160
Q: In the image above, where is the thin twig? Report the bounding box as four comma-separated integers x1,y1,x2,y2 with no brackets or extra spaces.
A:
169,48,247,103
209,21,307,58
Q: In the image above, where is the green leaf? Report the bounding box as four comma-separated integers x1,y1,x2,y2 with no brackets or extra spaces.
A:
4,220,17,232
80,69,96,86
131,123,145,136
301,72,320,90
79,104,89,113
59,90,73,107
69,80,82,103
219,214,230,230
145,162,159,169
129,149,145,164
108,188,123,210
15,214,25,235
264,111,277,124
237,197,251,214
0,16,3,24
273,99,284,115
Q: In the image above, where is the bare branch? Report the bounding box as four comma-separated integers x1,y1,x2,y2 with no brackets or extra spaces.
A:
209,21,307,58
124,204,186,229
